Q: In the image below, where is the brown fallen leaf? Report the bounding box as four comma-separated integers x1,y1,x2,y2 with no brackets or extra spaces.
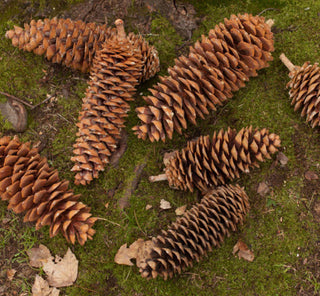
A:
6,269,16,281
175,205,187,216
27,244,53,268
42,248,78,288
145,204,152,210
160,199,171,210
277,152,289,166
233,239,254,262
305,170,319,181
257,181,270,197
114,239,145,266
32,275,60,296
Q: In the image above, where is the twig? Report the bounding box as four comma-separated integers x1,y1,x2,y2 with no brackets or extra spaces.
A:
73,285,97,293
96,217,122,227
258,8,280,16
134,209,147,236
56,113,72,124
30,94,55,110
0,91,33,108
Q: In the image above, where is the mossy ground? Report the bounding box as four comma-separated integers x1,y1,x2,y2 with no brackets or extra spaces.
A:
0,0,320,295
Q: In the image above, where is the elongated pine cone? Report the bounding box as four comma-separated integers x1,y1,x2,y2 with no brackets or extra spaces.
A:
155,127,281,192
71,20,144,185
5,18,116,72
115,184,249,279
133,13,274,142
5,17,160,78
0,136,97,245
283,58,320,128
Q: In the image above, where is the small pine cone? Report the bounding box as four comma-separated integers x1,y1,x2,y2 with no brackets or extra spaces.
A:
5,17,117,72
161,127,281,192
280,54,320,128
0,136,97,245
71,21,144,185
133,13,274,142
115,184,249,280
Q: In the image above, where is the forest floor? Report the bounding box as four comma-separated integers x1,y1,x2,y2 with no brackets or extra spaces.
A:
0,0,320,295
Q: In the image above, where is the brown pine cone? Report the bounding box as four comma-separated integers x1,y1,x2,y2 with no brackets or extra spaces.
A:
115,184,249,280
5,17,116,72
133,13,274,142
5,18,160,79
0,136,96,245
280,54,320,128
151,127,281,192
71,20,144,185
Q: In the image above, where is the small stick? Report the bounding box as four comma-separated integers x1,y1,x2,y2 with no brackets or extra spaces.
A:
279,53,298,72
30,94,55,110
0,91,33,108
149,173,168,182
96,217,121,227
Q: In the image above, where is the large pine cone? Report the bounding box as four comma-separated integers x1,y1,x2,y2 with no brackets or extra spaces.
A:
5,17,160,79
115,184,249,280
71,21,144,185
133,13,274,142
163,127,281,192
286,62,320,128
0,136,96,245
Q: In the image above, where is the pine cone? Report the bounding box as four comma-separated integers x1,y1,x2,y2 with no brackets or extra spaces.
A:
5,17,116,72
133,13,274,142
151,127,281,192
0,136,97,245
71,20,144,185
5,18,160,79
127,32,160,82
115,184,249,279
280,54,320,128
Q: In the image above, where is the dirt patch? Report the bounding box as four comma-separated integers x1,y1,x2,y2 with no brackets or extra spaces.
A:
64,0,199,39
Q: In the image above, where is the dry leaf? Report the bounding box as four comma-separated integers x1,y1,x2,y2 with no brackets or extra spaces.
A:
277,152,288,166
145,204,152,210
305,170,319,181
175,205,187,215
32,275,60,296
42,248,78,288
233,240,254,262
105,202,109,209
160,199,171,210
114,239,145,266
257,181,270,196
6,269,16,281
27,244,53,268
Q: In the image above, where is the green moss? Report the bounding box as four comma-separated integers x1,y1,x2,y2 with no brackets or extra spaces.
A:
1,0,320,295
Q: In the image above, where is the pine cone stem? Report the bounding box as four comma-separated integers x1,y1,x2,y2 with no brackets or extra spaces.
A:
149,173,168,182
279,53,298,72
114,19,126,40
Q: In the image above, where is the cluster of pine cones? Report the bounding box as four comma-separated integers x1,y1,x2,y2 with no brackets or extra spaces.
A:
3,10,317,280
